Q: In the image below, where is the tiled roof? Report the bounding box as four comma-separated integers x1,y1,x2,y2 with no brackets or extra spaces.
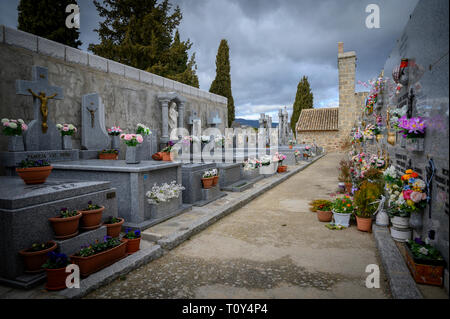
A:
296,107,339,131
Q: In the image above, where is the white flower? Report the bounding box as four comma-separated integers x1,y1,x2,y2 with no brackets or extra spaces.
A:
8,122,17,129
418,247,428,255
1,118,8,123
18,119,24,124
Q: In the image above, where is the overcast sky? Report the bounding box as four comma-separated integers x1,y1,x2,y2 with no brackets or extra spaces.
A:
0,0,420,122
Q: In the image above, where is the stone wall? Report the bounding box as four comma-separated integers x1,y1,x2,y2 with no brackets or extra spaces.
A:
0,26,228,153
296,130,341,152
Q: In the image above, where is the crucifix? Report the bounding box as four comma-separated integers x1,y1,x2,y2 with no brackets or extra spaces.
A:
16,66,64,151
87,104,97,128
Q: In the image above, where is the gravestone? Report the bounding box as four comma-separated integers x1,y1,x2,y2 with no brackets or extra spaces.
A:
208,111,222,128
81,93,110,151
16,66,64,151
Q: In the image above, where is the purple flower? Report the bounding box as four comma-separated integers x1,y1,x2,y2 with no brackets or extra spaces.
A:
414,237,425,245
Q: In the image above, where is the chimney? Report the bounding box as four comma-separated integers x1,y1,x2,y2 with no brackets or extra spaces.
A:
338,42,344,54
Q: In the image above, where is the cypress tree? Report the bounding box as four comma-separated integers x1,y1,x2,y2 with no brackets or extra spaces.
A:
290,76,313,136
89,0,199,87
17,0,82,48
209,39,235,127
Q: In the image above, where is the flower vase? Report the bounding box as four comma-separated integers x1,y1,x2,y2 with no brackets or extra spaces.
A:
111,135,120,149
125,146,140,164
62,135,73,150
406,137,424,152
8,135,24,152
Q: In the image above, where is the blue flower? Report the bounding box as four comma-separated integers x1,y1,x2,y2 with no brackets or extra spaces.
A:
134,230,141,237
403,185,411,190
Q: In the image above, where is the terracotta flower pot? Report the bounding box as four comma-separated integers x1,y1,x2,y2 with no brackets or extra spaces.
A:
16,166,53,185
356,216,373,232
99,153,118,160
317,210,333,222
201,177,214,189
48,212,82,239
212,175,219,186
125,237,141,255
45,267,69,291
104,218,124,238
19,241,57,273
78,206,104,230
70,239,127,277
277,165,287,173
162,152,172,161
289,145,293,149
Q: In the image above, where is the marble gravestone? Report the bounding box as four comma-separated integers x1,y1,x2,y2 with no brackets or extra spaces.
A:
81,93,110,156
16,66,64,151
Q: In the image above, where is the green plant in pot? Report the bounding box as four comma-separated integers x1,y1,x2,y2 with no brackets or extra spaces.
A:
331,196,353,227
315,200,333,222
103,216,125,238
48,208,82,239
42,252,71,291
353,181,383,232
18,241,57,273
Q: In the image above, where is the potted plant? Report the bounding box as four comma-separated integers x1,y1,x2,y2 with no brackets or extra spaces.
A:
146,181,185,218
294,150,301,164
120,133,144,164
309,199,331,213
103,216,124,238
56,123,77,150
243,158,261,179
259,155,276,175
18,241,57,273
288,140,295,149
331,195,353,227
161,141,175,161
275,152,287,173
338,159,353,194
1,118,28,152
78,201,104,230
98,149,119,160
42,252,71,291
353,181,383,232
201,170,215,189
405,238,445,286
108,126,123,149
16,158,52,185
211,168,219,186
48,208,82,239
315,200,333,222
70,236,127,277
123,228,141,255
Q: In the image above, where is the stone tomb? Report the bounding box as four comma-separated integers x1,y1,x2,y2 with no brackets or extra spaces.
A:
50,160,192,230
181,163,226,207
0,177,117,288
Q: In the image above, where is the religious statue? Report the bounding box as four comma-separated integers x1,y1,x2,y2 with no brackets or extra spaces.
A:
168,102,178,132
28,89,58,133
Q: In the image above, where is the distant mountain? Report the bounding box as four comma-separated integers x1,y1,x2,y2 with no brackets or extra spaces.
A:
233,118,278,128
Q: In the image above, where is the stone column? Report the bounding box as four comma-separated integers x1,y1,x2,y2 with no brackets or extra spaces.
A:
160,99,170,142
178,101,185,130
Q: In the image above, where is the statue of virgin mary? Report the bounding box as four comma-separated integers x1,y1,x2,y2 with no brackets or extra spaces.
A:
168,102,178,132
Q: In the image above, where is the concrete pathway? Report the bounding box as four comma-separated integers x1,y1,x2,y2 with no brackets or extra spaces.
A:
86,153,391,299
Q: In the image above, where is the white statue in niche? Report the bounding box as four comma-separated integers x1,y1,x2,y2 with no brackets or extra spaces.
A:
168,102,178,132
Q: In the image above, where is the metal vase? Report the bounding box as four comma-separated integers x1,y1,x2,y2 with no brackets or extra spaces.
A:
111,135,120,149
8,135,25,152
62,135,73,150
125,146,140,164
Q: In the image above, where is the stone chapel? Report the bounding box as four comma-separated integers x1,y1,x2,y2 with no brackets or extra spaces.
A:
295,42,368,151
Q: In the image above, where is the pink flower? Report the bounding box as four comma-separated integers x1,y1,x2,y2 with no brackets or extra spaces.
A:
3,122,9,127
410,191,426,203
124,134,132,141
403,189,413,200
120,134,125,139
136,135,143,143
21,123,28,131
63,126,69,131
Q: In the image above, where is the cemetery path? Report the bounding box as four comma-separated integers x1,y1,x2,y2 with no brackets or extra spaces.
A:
86,153,391,299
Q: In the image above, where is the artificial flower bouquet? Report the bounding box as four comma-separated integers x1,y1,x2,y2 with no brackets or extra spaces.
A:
107,126,123,136
161,140,175,153
1,118,28,136
181,136,193,145
120,133,144,147
136,123,151,135
146,181,185,204
260,155,272,166
56,123,77,136
397,116,426,139
331,195,354,214
201,135,211,144
243,158,261,170
202,169,218,179
273,152,287,166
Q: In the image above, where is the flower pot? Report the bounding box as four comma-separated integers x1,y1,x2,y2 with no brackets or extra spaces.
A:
162,152,172,161
62,135,73,150
406,137,425,152
45,267,69,291
260,163,276,175
99,153,118,160
201,177,214,189
16,166,53,185
48,212,82,239
18,241,57,273
104,218,124,238
277,165,287,173
391,216,410,229
332,210,351,227
125,237,141,255
111,135,120,149
70,239,127,277
289,145,293,149
125,146,140,164
317,210,332,222
78,206,104,230
356,216,372,232
390,226,412,242
212,175,219,186
8,135,24,152
405,243,445,286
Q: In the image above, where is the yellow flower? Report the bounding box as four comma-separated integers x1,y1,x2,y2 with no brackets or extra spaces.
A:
406,169,413,174
407,200,415,207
